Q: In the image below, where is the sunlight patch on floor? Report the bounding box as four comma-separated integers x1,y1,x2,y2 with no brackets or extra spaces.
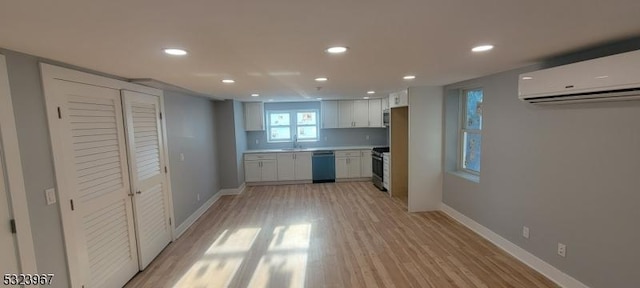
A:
247,224,311,288
173,227,261,288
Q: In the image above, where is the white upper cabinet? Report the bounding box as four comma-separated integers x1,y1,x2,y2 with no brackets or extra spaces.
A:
338,101,354,128
321,100,338,129
389,90,408,108
368,99,382,127
353,100,369,127
244,102,265,131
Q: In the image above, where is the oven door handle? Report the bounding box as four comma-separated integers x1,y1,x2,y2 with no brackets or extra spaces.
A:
372,155,383,161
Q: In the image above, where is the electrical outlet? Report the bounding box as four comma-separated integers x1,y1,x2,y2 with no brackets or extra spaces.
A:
255,139,259,144
45,188,57,205
557,243,566,257
324,136,327,141
180,153,185,161
197,194,200,201
522,226,530,239
366,135,370,140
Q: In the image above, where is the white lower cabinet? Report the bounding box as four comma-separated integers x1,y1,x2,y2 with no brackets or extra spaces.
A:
294,152,312,180
335,150,362,179
360,150,372,178
276,152,312,181
245,154,278,182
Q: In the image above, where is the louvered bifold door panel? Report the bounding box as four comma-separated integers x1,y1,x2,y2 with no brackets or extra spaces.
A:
54,80,139,288
122,90,171,270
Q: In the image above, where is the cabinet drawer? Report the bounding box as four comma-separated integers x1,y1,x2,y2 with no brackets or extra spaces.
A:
335,150,360,157
245,153,277,161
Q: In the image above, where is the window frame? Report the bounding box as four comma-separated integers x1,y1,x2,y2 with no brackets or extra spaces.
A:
266,109,320,143
458,88,483,175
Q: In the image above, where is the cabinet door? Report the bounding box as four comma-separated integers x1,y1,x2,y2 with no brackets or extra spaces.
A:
277,153,295,181
335,157,349,178
260,160,278,181
381,97,389,111
368,99,382,127
294,152,312,180
353,100,369,127
348,157,362,178
321,101,339,129
244,102,265,131
245,161,262,182
338,101,354,128
360,150,373,177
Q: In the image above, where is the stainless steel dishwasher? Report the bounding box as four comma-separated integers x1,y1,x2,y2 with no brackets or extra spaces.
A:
312,150,335,183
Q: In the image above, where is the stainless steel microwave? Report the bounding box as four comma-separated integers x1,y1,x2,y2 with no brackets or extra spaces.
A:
383,109,389,126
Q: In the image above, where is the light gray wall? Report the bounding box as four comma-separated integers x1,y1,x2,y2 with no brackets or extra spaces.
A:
247,101,388,150
233,101,247,185
164,91,220,226
2,49,70,288
215,100,240,189
443,43,640,287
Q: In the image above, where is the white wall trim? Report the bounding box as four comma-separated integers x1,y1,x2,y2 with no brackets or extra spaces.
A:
174,191,223,238
220,183,246,196
440,204,589,288
0,54,38,274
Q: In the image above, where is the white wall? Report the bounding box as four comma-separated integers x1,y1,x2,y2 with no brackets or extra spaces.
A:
408,86,443,212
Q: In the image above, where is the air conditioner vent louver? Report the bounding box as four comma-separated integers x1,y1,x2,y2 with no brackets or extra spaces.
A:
519,49,640,104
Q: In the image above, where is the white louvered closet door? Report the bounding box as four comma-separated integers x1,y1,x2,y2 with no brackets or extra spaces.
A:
53,80,139,288
122,90,171,270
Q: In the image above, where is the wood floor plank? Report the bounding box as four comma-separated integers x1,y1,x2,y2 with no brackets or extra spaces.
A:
124,182,558,288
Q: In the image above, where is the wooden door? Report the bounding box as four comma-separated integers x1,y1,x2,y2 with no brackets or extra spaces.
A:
48,80,138,288
277,153,295,181
122,90,172,270
245,161,262,182
294,152,312,180
260,160,278,181
338,101,354,128
353,100,369,127
0,147,19,277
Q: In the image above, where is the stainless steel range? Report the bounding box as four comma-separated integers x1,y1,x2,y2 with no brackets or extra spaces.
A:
372,147,389,191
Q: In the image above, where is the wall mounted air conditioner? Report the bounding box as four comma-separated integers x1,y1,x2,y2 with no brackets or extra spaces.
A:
519,49,640,104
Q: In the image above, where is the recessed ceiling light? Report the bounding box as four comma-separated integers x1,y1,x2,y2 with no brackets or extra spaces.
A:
222,79,235,84
472,45,494,52
326,46,349,54
595,75,609,79
403,75,416,80
315,77,328,82
316,97,323,100
522,76,533,80
367,91,375,95
163,48,188,56
363,97,370,100
251,93,259,97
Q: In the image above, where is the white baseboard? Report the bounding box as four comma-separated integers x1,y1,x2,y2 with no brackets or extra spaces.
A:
174,192,222,239
220,182,246,195
440,204,588,288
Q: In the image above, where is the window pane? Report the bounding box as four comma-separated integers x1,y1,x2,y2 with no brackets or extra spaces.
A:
463,132,482,173
269,113,290,126
297,126,317,140
270,127,291,141
297,112,317,125
465,89,483,130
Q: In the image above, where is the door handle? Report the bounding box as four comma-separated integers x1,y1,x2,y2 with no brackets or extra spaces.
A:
136,190,142,195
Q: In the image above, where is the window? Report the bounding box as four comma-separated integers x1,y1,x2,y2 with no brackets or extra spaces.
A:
459,89,483,174
267,110,319,142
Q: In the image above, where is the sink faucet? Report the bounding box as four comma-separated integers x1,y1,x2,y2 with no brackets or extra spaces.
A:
293,134,301,149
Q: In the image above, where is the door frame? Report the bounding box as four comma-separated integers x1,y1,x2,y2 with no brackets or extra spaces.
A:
40,64,176,286
0,54,38,274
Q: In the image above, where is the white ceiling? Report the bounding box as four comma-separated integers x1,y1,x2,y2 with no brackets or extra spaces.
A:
1,0,639,101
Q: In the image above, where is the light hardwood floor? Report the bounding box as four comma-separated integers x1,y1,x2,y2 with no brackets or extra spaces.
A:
125,182,557,288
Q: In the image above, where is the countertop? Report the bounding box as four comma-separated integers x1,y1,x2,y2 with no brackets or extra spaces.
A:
244,146,377,154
